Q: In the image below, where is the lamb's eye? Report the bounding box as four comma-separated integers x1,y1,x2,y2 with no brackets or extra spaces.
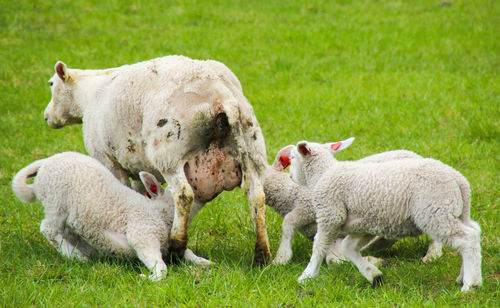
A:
49,81,54,86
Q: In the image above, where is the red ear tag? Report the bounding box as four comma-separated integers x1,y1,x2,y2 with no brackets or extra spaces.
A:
330,142,341,151
279,156,291,168
145,192,152,199
299,144,311,155
151,185,157,193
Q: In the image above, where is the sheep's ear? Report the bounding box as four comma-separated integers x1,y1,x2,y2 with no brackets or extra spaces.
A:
325,137,355,154
297,141,312,157
55,61,73,82
139,171,164,199
272,145,294,170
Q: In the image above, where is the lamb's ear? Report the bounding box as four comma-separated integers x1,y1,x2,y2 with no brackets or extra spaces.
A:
139,171,164,199
325,137,355,154
297,141,312,157
272,145,294,170
55,61,73,82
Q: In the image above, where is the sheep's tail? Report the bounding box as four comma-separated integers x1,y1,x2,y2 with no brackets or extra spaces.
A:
455,171,481,231
12,159,45,203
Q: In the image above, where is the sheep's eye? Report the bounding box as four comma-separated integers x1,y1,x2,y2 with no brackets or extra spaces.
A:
49,81,54,86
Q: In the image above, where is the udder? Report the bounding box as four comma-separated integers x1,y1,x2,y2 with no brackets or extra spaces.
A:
184,142,242,203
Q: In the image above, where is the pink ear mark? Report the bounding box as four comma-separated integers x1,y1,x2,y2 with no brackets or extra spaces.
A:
299,144,311,155
330,142,342,151
151,185,157,193
279,156,291,168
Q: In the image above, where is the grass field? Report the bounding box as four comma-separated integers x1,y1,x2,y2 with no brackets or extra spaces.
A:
1,0,499,306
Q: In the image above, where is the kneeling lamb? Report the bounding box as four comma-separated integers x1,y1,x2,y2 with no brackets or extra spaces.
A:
12,152,211,281
287,140,481,292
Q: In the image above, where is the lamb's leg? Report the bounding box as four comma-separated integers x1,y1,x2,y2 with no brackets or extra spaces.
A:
298,227,337,282
273,206,314,265
422,240,443,263
341,234,384,286
129,237,168,281
442,221,482,292
361,236,397,253
40,217,87,260
163,167,193,259
325,238,347,265
62,228,98,259
182,248,212,267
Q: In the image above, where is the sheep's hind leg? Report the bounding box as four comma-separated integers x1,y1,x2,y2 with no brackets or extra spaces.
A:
62,228,98,259
341,234,384,287
241,165,271,266
40,217,88,260
442,221,482,292
182,248,212,267
163,167,193,259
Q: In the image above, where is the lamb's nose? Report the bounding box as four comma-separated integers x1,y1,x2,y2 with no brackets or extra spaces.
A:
44,114,48,121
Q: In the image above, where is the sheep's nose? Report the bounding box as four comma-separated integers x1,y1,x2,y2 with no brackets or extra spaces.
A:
44,114,48,121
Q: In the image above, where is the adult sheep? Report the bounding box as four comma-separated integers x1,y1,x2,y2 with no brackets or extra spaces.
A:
43,55,271,264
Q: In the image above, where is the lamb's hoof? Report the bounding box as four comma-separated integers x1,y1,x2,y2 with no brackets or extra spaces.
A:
298,274,312,284
461,281,482,292
372,275,384,288
272,252,292,265
252,243,271,266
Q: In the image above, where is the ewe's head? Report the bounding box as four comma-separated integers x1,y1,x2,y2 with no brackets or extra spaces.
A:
44,61,82,129
276,137,355,186
139,171,174,205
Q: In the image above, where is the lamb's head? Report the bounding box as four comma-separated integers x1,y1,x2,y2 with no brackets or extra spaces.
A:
139,171,174,206
44,61,82,129
285,137,355,187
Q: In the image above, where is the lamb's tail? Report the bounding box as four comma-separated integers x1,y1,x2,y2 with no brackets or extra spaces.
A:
454,170,481,231
12,159,45,203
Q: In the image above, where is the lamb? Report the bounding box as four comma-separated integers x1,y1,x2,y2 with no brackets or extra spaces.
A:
12,152,211,281
43,55,271,264
266,139,443,265
285,140,481,292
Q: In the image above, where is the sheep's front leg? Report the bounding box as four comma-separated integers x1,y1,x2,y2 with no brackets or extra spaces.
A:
164,168,193,258
130,237,168,281
341,234,384,286
273,206,313,265
298,227,337,282
243,170,271,265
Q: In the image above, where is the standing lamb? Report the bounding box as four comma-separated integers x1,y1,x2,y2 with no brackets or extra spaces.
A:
12,152,212,281
287,140,481,292
266,139,442,265
43,55,271,264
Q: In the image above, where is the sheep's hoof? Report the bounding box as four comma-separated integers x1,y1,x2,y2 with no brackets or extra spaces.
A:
372,275,384,288
252,243,271,266
168,238,187,262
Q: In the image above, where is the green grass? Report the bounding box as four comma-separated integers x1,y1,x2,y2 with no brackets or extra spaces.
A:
1,0,499,306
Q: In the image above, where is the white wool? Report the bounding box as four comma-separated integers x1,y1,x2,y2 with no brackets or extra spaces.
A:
12,152,211,281
290,141,482,292
265,143,438,265
43,55,271,262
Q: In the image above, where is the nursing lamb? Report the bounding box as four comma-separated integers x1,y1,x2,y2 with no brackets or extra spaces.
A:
12,152,211,281
43,56,270,264
288,140,481,292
